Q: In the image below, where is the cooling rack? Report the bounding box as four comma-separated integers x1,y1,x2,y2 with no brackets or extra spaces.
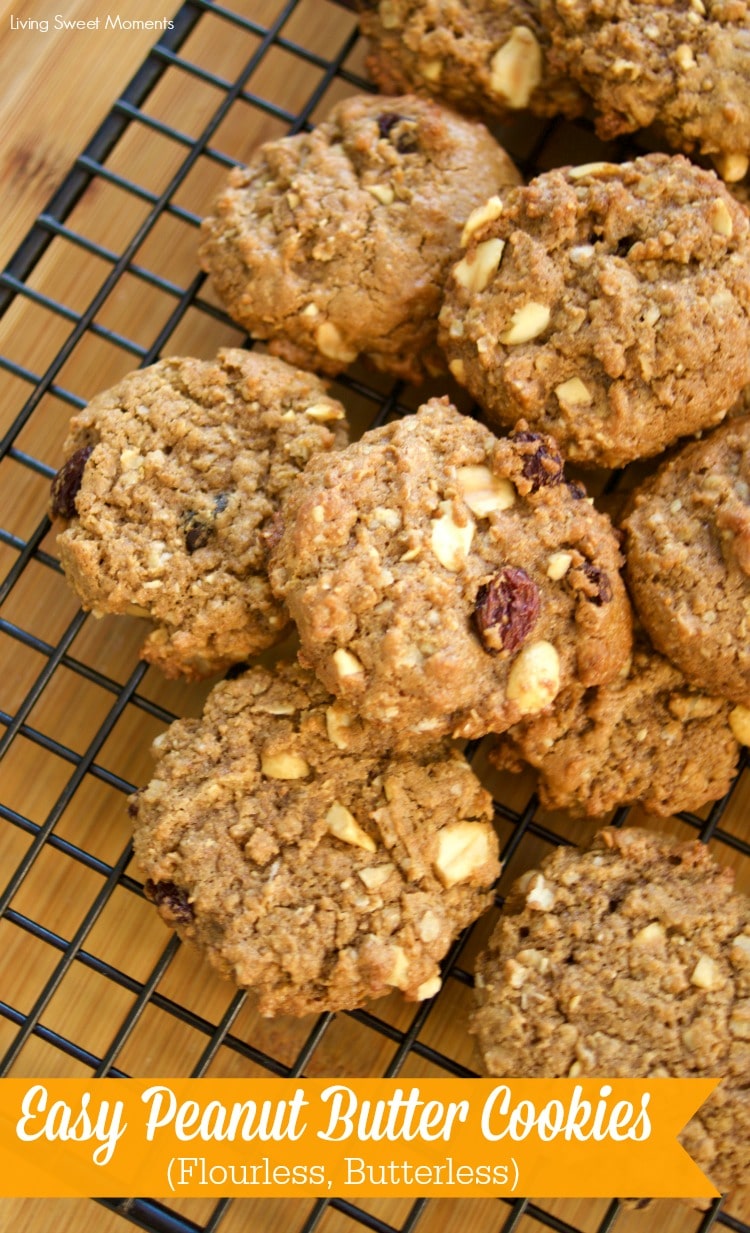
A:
1,2,748,1232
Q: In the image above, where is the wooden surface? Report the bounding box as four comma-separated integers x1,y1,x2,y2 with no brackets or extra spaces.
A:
0,3,749,1232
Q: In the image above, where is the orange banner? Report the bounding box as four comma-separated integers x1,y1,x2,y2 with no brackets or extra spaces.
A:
0,1078,720,1199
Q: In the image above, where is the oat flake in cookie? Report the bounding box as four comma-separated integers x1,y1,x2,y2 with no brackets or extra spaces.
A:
623,417,750,711
439,154,750,468
542,0,750,182
491,636,744,818
49,350,348,679
199,92,520,382
471,828,750,1196
358,0,584,121
131,663,500,1017
269,399,632,741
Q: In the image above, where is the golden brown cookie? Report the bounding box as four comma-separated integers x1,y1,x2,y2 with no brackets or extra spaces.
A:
131,663,500,1017
623,417,750,710
199,91,520,382
471,827,750,1197
438,154,750,467
269,399,632,741
50,350,348,678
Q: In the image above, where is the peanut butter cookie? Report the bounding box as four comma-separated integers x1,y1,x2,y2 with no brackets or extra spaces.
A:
543,0,750,182
623,417,750,709
358,0,583,120
269,399,632,741
471,827,750,1196
131,662,500,1017
50,350,348,679
491,636,744,817
439,155,750,467
199,92,520,382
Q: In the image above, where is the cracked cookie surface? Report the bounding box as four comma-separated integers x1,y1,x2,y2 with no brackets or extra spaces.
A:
623,417,750,708
358,0,584,120
438,154,750,467
490,636,743,817
542,0,750,179
199,92,520,382
131,662,500,1016
269,399,632,742
471,827,750,1196
50,350,348,679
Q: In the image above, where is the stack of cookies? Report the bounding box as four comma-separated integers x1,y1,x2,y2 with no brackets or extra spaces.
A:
47,66,750,1198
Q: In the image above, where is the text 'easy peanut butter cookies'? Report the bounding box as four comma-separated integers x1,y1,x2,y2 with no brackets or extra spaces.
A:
131,663,500,1017
471,827,750,1196
491,636,744,818
50,350,348,679
269,400,632,741
439,155,750,468
542,0,750,182
358,0,583,121
199,92,520,382
623,417,750,708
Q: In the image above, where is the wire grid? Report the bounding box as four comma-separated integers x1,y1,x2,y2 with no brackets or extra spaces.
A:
0,2,748,1231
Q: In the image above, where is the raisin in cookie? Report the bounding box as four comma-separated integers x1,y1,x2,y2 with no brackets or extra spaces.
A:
491,636,744,817
471,827,750,1196
268,399,632,741
199,92,520,382
358,0,583,120
542,0,750,182
50,350,348,679
623,417,750,709
130,662,500,1017
439,154,750,468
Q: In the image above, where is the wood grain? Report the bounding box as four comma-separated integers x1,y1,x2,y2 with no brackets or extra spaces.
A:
0,2,748,1232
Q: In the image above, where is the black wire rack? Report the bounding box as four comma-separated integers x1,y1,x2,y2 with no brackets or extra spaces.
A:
1,2,748,1232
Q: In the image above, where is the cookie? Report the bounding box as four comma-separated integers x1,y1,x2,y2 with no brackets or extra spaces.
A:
542,0,750,182
268,399,632,741
471,827,750,1196
438,154,750,467
50,350,348,679
623,417,750,709
490,636,743,817
130,662,500,1017
357,0,583,120
473,828,749,1193
199,92,520,382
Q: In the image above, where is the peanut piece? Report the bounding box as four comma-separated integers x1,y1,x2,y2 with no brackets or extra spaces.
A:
316,321,358,364
457,465,515,516
261,751,310,780
546,551,573,581
461,196,504,247
332,648,364,680
358,864,395,890
507,640,561,715
730,705,750,745
526,873,555,911
713,152,749,182
499,302,550,345
326,703,354,749
555,376,592,406
453,237,506,293
430,501,475,571
433,821,494,888
305,402,344,422
690,954,723,990
367,183,394,206
633,922,666,945
387,945,410,988
710,198,734,237
325,802,376,852
568,162,617,180
415,975,442,1000
489,27,542,108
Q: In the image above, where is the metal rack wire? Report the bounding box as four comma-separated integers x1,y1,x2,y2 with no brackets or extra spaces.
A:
0,2,748,1231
